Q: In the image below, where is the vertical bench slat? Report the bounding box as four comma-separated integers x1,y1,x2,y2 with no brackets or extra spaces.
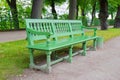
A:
51,22,57,41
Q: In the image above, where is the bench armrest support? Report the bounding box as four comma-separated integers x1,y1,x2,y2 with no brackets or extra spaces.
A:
82,26,97,36
26,28,53,37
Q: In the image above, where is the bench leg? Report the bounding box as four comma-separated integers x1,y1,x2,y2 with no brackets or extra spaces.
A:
46,51,52,73
82,42,86,56
29,49,35,68
93,39,97,50
68,46,73,63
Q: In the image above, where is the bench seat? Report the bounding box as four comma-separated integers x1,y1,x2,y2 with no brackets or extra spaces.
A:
28,36,98,51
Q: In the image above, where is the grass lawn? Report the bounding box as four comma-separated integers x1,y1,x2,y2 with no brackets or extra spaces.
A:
0,28,120,80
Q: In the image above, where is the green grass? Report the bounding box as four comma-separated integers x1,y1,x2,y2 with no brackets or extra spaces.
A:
0,28,120,80
0,40,29,80
97,28,120,41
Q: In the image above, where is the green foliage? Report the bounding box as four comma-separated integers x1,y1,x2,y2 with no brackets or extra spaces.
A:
78,0,90,10
108,3,117,14
108,19,114,25
0,15,27,31
59,14,68,19
0,15,12,30
108,0,120,7
90,0,97,5
0,1,31,31
0,18,8,30
81,16,88,26
93,18,100,26
45,0,66,6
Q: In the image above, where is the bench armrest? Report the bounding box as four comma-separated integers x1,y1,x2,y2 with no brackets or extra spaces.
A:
26,28,53,37
82,26,97,30
82,26,97,36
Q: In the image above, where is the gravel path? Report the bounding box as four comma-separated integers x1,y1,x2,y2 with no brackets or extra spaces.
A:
12,36,120,80
0,30,26,42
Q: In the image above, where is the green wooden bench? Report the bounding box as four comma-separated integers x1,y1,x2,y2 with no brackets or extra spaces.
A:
25,19,103,73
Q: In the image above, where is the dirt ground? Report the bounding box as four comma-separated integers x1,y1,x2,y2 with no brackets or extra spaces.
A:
0,30,26,42
10,36,120,80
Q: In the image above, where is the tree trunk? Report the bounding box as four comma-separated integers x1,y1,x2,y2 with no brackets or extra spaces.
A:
76,4,79,19
99,0,108,30
6,0,19,30
68,0,77,19
31,0,44,18
81,8,85,17
51,0,57,19
90,2,96,26
111,11,114,20
114,5,120,28
81,8,87,26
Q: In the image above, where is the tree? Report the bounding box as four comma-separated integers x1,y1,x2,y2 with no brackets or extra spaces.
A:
114,5,120,28
31,0,44,18
45,0,66,19
6,0,19,30
51,0,57,19
68,0,77,19
90,0,97,26
77,0,90,26
108,4,117,20
110,0,120,28
99,0,108,30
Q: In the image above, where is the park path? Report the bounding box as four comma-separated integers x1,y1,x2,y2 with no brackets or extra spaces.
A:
11,36,120,80
0,30,26,43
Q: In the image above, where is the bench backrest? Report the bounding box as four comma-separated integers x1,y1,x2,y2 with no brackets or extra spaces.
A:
26,19,84,45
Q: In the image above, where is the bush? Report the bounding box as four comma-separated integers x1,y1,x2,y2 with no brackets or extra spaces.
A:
0,20,9,31
108,19,114,26
93,18,100,26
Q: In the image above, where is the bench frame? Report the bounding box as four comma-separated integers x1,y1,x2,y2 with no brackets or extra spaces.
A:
25,19,103,73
